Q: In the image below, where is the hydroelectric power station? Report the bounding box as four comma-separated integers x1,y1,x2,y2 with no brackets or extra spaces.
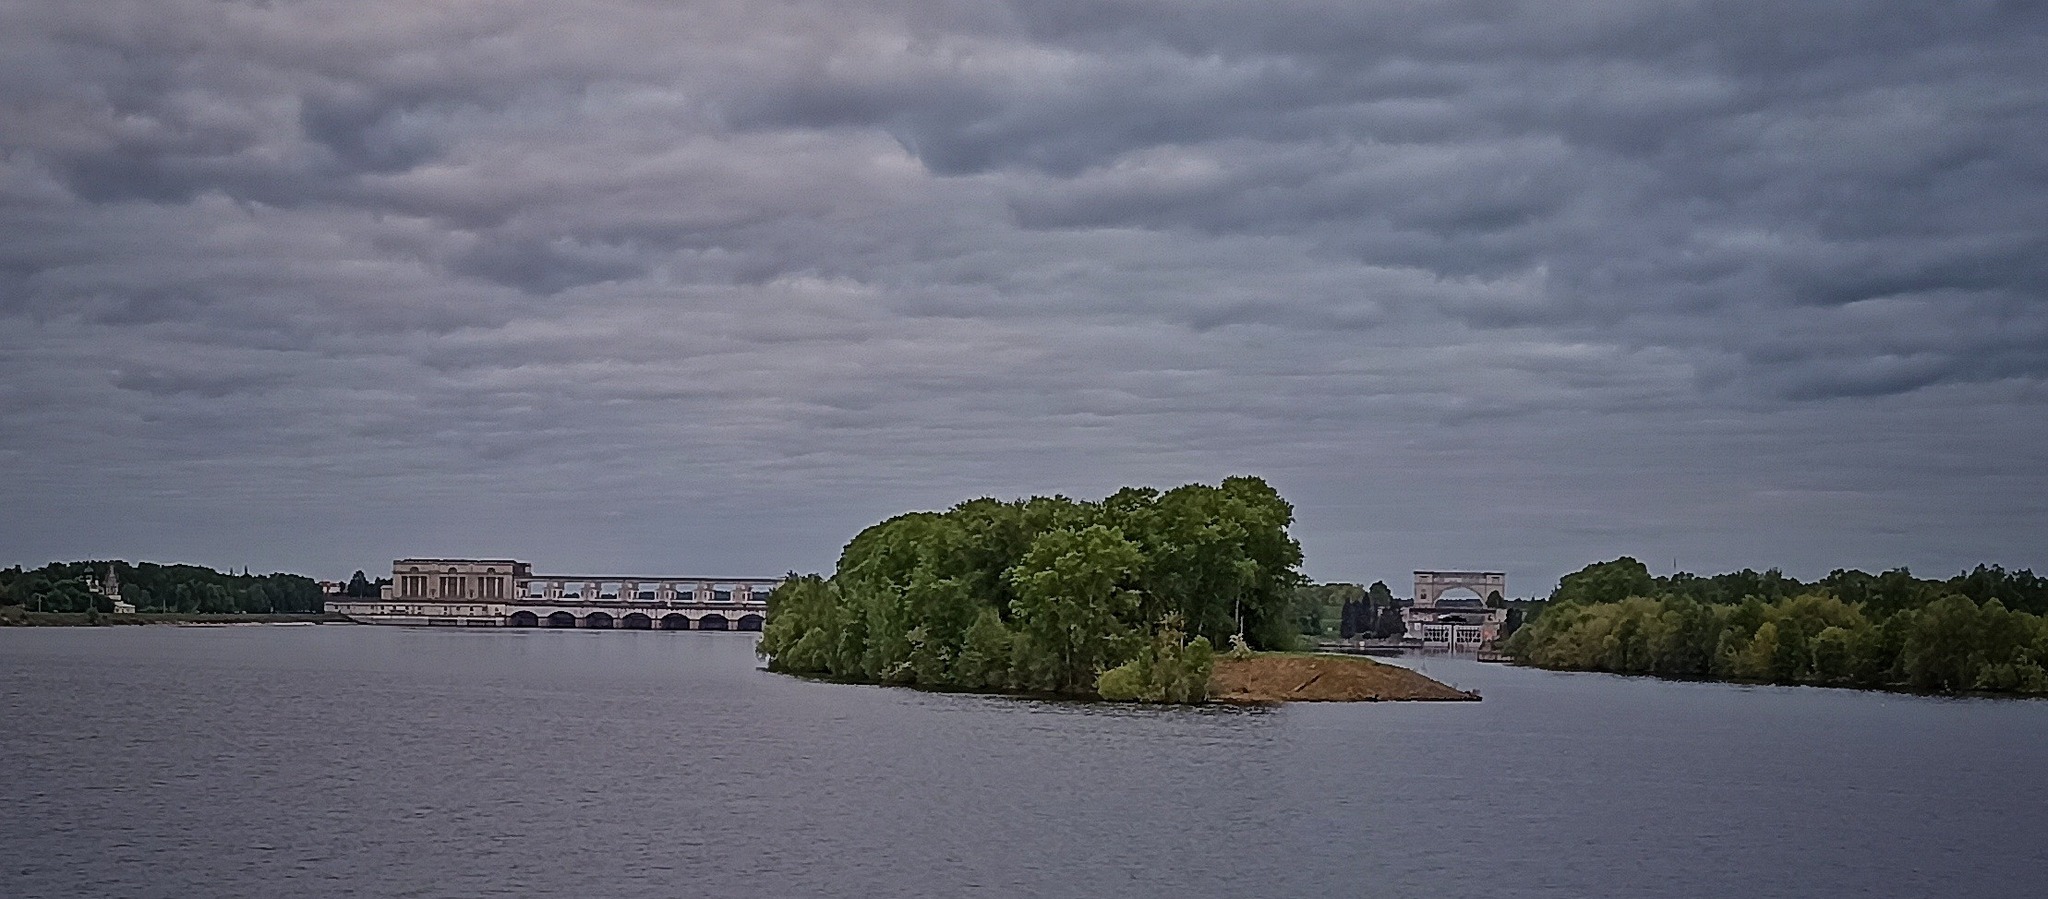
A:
327,558,783,630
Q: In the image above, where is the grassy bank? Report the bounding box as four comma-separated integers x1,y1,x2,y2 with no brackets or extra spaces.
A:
1210,652,1478,703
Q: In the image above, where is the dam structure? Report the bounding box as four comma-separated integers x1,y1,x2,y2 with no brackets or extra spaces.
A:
1404,570,1509,648
328,558,783,630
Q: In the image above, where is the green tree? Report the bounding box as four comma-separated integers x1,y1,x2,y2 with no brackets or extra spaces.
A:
951,607,1015,690
1902,595,1982,691
1810,626,1855,684
1008,525,1145,694
1734,621,1780,682
345,570,376,597
759,574,840,675
1291,582,1359,636
1552,557,1656,606
1098,616,1214,703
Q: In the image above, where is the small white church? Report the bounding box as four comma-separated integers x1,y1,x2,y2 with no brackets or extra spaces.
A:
87,566,137,614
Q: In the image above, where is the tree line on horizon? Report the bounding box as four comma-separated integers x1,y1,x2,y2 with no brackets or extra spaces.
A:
757,477,1304,701
0,560,326,616
1504,557,2048,694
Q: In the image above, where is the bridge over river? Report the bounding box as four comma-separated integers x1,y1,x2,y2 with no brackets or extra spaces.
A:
327,558,781,631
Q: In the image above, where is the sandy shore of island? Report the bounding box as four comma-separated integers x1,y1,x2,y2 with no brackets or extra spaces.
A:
1210,653,1479,703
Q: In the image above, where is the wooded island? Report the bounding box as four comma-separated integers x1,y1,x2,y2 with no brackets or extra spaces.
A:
758,477,1464,703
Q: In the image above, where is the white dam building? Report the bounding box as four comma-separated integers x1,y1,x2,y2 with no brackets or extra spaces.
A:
1404,570,1509,648
329,558,782,630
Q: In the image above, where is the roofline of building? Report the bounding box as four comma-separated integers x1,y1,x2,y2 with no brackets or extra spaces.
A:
394,558,527,565
525,575,785,584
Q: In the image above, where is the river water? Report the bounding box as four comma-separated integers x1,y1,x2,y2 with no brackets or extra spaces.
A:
3,626,2043,898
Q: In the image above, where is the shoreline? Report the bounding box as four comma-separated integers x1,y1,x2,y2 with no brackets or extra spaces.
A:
772,650,1480,705
1210,652,1479,703
1500,656,2048,701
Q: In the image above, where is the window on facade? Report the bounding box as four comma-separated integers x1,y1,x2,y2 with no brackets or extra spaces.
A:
482,577,504,599
439,576,465,598
403,575,427,597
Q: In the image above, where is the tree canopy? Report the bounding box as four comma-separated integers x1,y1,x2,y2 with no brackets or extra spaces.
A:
1505,558,2048,694
0,560,325,615
757,477,1304,701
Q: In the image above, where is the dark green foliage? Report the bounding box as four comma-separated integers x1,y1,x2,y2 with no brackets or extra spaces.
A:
1010,524,1147,692
1550,557,1655,605
757,477,1303,701
1293,582,1359,636
1097,617,1215,703
1945,565,2048,616
1660,567,1801,606
1901,596,1986,692
0,561,324,615
345,570,378,598
1332,581,1408,639
1501,606,1526,639
951,607,1016,689
1367,581,1396,606
1505,560,2048,695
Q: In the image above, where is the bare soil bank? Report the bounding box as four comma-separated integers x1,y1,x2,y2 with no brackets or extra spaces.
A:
1210,653,1479,703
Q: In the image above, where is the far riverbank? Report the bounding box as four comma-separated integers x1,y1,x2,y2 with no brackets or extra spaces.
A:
0,606,351,627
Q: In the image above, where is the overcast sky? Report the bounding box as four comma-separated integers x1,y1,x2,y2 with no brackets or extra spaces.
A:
3,1,2044,593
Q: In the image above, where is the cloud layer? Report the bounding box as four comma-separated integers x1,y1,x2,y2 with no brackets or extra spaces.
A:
3,1,2044,589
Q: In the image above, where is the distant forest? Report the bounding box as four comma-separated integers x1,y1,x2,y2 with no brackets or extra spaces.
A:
1505,558,2048,694
0,561,325,615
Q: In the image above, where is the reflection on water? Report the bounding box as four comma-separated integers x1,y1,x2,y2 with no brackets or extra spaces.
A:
3,627,2044,898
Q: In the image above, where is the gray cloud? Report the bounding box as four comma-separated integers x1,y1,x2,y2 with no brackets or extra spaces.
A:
1,1,2043,589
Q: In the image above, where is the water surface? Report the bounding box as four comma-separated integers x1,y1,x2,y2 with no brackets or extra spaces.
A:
3,627,2042,898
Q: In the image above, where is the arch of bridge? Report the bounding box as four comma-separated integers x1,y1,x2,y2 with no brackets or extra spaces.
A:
497,607,763,630
1414,571,1506,608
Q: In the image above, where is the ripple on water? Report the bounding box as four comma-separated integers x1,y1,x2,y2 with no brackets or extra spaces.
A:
3,627,2045,899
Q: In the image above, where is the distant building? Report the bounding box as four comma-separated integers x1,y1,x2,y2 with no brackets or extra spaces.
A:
328,558,783,630
1404,570,1506,648
88,565,137,614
